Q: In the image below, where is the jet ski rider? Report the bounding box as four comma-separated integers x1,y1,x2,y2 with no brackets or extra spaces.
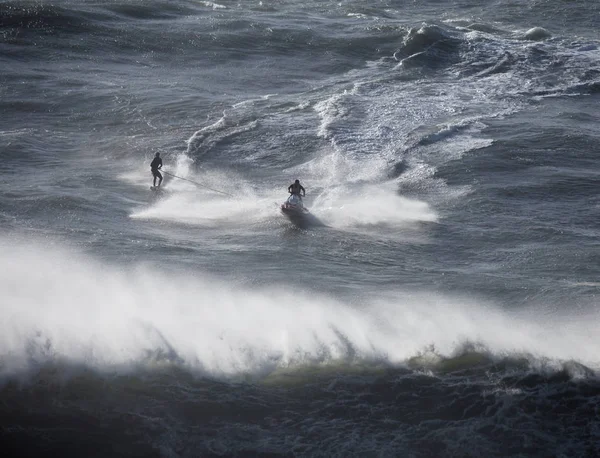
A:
288,179,306,198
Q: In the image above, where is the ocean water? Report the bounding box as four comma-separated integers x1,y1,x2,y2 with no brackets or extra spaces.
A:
1,0,600,456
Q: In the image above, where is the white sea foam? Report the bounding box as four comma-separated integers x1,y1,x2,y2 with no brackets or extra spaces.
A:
312,181,437,227
1,238,599,381
130,188,276,226
199,1,226,10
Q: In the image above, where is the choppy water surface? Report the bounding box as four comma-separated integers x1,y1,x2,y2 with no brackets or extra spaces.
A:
1,1,600,456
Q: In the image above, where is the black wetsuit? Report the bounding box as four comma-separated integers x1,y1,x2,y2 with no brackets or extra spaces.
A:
151,156,163,185
288,182,305,196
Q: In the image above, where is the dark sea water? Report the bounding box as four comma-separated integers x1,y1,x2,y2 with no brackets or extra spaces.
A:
2,1,600,456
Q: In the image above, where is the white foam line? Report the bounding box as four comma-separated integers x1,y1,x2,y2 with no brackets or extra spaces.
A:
2,238,599,380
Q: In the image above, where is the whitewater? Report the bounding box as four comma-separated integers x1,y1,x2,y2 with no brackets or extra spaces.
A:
1,0,600,456
4,239,599,377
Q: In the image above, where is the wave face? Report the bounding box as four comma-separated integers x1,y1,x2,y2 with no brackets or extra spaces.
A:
2,0,600,456
3,240,600,375
2,241,600,457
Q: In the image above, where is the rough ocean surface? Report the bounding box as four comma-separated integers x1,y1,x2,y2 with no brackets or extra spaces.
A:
1,0,600,457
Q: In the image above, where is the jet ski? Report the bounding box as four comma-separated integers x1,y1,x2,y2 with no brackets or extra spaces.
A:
281,193,310,225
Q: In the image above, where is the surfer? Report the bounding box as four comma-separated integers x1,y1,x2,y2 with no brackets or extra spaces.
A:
288,179,305,197
150,152,163,187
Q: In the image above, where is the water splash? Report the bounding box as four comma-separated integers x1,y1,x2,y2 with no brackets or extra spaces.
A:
2,238,599,382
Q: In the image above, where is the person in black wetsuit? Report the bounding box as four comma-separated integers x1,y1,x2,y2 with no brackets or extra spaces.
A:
150,152,163,187
288,179,305,197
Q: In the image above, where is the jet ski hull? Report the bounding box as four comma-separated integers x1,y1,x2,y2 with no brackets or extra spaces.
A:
281,204,308,218
281,195,311,227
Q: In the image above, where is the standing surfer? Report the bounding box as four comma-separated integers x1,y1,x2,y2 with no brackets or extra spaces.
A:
151,152,163,187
